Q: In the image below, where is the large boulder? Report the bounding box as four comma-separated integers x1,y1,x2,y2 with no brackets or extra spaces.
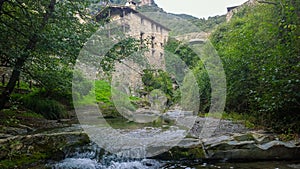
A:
0,131,89,167
202,133,300,161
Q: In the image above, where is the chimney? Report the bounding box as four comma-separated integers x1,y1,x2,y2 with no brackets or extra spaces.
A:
125,0,137,10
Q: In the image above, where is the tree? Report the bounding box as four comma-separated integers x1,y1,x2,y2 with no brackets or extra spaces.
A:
0,0,108,110
211,0,300,132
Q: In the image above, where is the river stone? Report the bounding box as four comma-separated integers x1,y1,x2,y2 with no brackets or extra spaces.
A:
0,133,13,139
250,131,277,144
202,135,232,146
152,143,205,160
0,131,89,161
257,140,296,150
233,133,255,141
2,126,28,135
288,164,300,169
204,138,300,160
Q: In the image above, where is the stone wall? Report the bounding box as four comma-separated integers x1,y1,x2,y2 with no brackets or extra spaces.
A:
139,0,154,6
106,6,170,95
226,0,257,22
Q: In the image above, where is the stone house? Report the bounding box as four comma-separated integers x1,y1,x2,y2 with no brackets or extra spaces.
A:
226,0,257,22
97,2,170,69
96,1,170,95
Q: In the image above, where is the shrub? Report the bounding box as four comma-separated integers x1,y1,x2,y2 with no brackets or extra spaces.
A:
22,95,66,120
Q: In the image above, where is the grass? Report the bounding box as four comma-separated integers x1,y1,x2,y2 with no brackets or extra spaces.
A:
222,112,256,129
21,95,66,120
1,109,43,119
75,80,112,106
75,80,143,118
0,152,47,169
199,112,256,129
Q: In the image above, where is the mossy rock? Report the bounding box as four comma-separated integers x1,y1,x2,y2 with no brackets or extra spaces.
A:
233,133,255,141
0,152,48,169
153,144,205,160
0,132,90,168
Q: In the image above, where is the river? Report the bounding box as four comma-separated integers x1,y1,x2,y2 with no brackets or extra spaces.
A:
48,142,299,169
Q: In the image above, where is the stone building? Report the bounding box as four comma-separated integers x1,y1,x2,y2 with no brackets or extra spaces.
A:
226,0,257,22
97,1,170,69
96,1,170,95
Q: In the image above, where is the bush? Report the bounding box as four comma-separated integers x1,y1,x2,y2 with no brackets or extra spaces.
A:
210,1,300,133
22,95,66,120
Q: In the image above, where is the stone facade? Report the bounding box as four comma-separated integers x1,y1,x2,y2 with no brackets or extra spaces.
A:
97,4,170,95
106,5,169,69
226,0,257,22
139,0,154,6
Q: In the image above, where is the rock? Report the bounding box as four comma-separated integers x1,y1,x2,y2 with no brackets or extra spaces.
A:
202,135,232,146
257,140,296,150
2,126,28,135
132,108,161,123
0,133,13,139
202,133,300,161
233,133,255,141
251,131,276,144
17,124,35,133
0,131,90,161
288,164,300,169
152,138,205,160
190,117,249,138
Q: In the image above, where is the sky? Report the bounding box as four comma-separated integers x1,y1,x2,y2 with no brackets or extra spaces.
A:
154,0,249,19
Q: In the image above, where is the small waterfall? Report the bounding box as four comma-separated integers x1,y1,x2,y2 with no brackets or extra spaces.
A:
50,142,163,169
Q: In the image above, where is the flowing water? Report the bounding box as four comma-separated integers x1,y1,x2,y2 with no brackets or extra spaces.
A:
47,116,299,169
48,142,300,169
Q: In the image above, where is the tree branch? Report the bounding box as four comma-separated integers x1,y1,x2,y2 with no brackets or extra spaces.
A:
0,0,57,110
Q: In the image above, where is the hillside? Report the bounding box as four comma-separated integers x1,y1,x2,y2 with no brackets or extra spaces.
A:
107,0,226,34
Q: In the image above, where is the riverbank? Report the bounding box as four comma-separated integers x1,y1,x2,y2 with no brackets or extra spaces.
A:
0,110,300,168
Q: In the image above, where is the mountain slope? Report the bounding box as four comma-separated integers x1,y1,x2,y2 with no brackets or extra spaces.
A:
107,0,226,34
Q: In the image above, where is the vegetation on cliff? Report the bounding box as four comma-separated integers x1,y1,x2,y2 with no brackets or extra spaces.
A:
210,0,300,133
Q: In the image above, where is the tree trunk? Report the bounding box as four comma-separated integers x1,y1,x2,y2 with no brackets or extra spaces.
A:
0,0,56,111
0,58,25,109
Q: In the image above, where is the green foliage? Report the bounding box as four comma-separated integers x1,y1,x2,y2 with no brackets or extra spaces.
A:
142,69,173,103
0,0,105,110
75,80,112,106
101,38,141,73
164,38,219,113
165,38,200,69
211,0,300,133
188,15,226,32
95,80,113,104
21,93,67,120
193,61,211,113
0,110,19,126
72,71,94,100
0,152,47,169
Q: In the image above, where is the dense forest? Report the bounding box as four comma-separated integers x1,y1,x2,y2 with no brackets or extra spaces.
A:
210,0,300,133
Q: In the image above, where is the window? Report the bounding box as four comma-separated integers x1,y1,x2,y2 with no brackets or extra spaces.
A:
151,23,155,31
141,18,144,25
160,52,163,59
152,50,155,57
140,32,144,46
151,36,155,49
